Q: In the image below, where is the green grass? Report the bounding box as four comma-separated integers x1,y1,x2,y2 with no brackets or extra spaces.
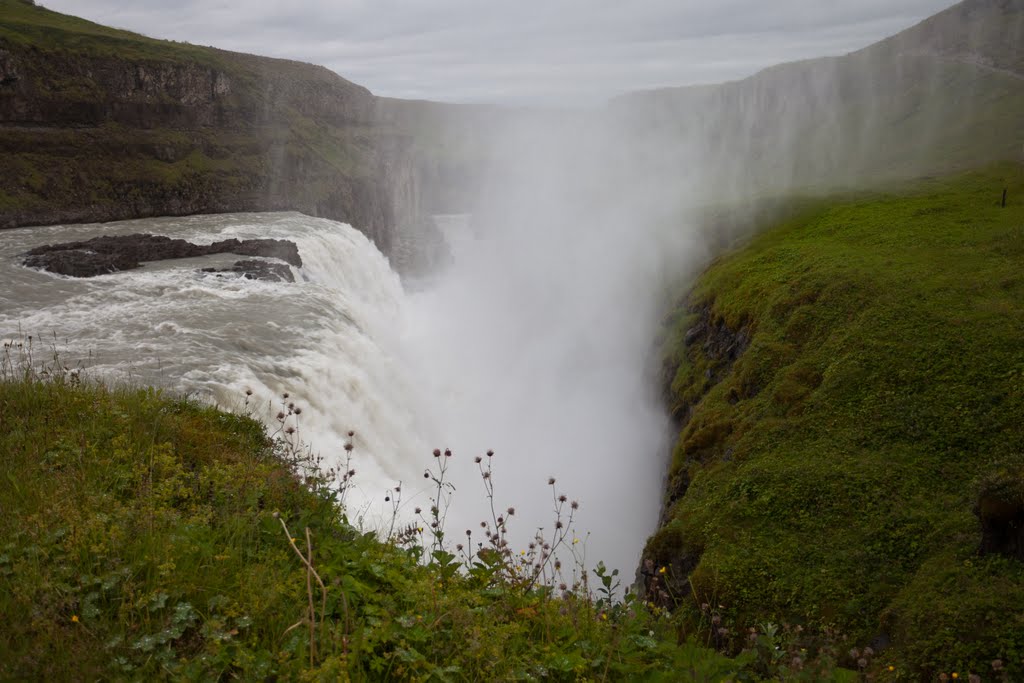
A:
3,348,808,680
648,163,1024,680
0,0,227,66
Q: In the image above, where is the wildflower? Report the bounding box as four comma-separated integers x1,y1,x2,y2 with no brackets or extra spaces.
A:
423,471,430,479
276,411,286,420
414,507,422,514
857,658,868,670
294,407,302,415
417,527,423,533
71,615,79,623
348,430,354,437
571,500,579,510
433,448,441,457
507,507,515,516
548,477,556,485
344,443,353,452
888,665,895,672
291,537,297,543
600,613,608,621
658,566,667,575
282,392,289,399
487,449,494,457
952,674,959,680
558,494,567,503
474,456,482,463
444,448,452,457
245,388,253,396
572,538,579,545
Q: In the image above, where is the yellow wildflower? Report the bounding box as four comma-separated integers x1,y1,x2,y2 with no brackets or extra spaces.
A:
658,566,667,575
71,615,79,623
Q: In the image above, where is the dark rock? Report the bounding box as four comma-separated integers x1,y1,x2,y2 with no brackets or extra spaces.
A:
200,259,295,283
22,233,302,277
23,248,137,277
977,485,1024,562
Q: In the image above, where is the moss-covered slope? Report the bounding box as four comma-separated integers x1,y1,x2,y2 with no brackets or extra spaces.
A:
645,164,1024,679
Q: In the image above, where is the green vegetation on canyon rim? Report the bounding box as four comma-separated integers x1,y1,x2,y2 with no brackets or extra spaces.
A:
646,163,1024,681
4,351,842,681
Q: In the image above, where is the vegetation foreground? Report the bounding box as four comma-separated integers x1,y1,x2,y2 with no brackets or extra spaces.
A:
0,351,835,680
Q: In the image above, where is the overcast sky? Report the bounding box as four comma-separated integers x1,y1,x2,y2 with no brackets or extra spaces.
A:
41,0,957,105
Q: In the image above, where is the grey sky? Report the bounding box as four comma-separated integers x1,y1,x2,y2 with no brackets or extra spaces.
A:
41,0,958,104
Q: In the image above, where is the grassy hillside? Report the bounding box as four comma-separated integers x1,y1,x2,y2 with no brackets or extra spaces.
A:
646,163,1024,680
4,353,835,680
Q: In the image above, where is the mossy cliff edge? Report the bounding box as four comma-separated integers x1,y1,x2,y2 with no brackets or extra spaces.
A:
643,164,1024,679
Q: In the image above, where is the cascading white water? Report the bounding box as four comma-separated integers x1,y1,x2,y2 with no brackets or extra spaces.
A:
1,205,678,576
0,213,435,522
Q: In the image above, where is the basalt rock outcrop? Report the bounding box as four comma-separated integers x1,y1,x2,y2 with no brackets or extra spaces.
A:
200,259,296,283
23,233,300,278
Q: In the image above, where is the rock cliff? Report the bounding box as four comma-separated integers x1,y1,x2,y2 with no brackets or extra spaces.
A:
0,0,425,263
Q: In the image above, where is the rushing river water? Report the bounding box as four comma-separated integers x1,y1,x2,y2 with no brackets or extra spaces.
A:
0,211,669,577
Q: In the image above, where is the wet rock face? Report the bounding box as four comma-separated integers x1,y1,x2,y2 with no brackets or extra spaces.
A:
200,259,295,283
977,492,1024,562
22,233,301,277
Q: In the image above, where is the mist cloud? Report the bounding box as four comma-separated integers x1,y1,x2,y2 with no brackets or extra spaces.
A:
42,0,956,104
